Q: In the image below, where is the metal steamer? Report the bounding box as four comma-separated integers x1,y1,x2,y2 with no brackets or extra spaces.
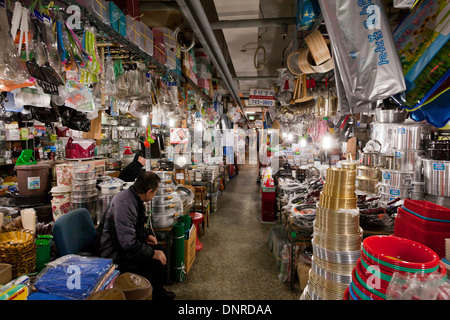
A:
150,171,181,228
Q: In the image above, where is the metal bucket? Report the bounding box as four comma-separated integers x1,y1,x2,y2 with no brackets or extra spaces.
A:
394,149,425,181
422,159,450,197
381,169,413,187
393,123,431,150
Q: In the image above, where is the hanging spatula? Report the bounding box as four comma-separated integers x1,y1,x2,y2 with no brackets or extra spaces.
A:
36,19,65,86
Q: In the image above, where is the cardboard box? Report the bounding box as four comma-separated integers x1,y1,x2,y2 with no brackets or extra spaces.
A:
184,224,196,274
0,284,28,300
297,263,311,290
78,159,106,177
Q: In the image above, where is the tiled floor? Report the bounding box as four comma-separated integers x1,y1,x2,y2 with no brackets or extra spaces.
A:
168,164,300,300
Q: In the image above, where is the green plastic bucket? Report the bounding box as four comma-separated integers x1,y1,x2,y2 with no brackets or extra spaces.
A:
36,235,53,272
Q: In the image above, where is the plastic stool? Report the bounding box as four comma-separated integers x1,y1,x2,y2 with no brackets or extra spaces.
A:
189,212,204,251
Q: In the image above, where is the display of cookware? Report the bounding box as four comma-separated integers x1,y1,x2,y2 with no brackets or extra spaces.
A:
422,159,450,197
155,186,174,196
357,166,381,180
378,184,411,198
381,169,413,187
151,211,179,229
393,123,431,150
394,149,425,181
427,140,450,161
356,177,379,194
375,109,407,123
154,171,174,181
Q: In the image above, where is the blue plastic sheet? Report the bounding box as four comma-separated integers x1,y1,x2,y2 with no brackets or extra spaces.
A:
33,255,113,300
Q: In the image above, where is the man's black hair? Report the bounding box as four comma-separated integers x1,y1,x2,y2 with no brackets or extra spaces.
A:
133,171,161,194
134,149,145,162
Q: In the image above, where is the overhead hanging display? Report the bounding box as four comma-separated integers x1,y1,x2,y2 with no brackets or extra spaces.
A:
319,0,406,113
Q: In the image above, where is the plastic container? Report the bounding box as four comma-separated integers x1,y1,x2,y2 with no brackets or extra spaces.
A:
153,27,176,49
139,23,153,56
87,0,110,24
403,199,450,220
72,166,96,181
394,206,450,258
55,164,73,186
166,48,177,70
15,164,50,196
36,235,53,272
362,235,440,273
99,182,121,195
72,180,97,192
154,37,166,65
352,263,385,300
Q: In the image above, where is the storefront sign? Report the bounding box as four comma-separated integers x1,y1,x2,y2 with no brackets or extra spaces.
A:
248,88,276,107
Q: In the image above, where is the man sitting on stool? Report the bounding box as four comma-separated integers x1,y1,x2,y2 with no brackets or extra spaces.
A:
97,171,176,300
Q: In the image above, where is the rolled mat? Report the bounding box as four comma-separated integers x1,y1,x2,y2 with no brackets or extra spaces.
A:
173,222,186,282
181,214,192,239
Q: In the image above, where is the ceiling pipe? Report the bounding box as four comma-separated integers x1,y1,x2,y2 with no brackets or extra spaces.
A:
177,0,250,125
210,17,297,29
174,0,237,103
140,1,179,11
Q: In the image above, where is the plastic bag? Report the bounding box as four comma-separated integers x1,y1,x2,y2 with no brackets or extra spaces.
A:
33,254,113,300
386,271,450,300
58,105,91,132
319,0,406,110
392,0,450,112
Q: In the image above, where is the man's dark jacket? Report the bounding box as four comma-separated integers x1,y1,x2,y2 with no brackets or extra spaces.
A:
97,186,154,263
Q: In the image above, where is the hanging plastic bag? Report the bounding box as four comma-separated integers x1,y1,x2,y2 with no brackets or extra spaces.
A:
0,4,33,90
392,0,450,111
296,0,321,31
104,55,117,97
318,0,406,110
65,87,95,113
58,105,91,132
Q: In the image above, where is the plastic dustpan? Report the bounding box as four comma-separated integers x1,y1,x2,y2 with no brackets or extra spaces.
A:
16,149,37,165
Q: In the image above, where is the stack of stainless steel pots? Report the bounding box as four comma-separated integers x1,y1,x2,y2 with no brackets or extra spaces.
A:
356,141,382,194
392,122,431,200
422,133,450,208
150,171,181,228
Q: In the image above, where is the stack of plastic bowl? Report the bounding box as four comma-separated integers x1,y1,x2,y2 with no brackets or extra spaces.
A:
394,199,450,258
304,167,362,300
347,235,446,300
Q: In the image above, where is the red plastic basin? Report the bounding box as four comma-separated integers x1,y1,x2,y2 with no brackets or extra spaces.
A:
362,236,440,272
403,199,450,220
353,259,386,300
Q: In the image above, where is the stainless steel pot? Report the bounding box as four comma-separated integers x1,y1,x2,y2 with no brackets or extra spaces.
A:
410,191,425,200
422,159,450,197
151,212,180,229
394,149,425,181
357,166,381,180
154,171,174,181
152,193,177,206
424,194,450,209
152,203,177,214
156,186,175,196
356,177,379,194
375,109,407,123
393,123,431,150
381,169,413,187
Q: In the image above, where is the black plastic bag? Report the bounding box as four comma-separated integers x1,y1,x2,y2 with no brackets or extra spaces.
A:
58,105,91,132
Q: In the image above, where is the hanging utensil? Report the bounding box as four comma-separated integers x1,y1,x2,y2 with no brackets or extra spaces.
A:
35,18,65,86
17,7,30,61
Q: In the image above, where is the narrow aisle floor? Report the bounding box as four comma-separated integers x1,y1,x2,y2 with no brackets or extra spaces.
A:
168,164,299,300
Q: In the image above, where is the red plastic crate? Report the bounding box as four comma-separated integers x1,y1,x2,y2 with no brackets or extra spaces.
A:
394,207,450,258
